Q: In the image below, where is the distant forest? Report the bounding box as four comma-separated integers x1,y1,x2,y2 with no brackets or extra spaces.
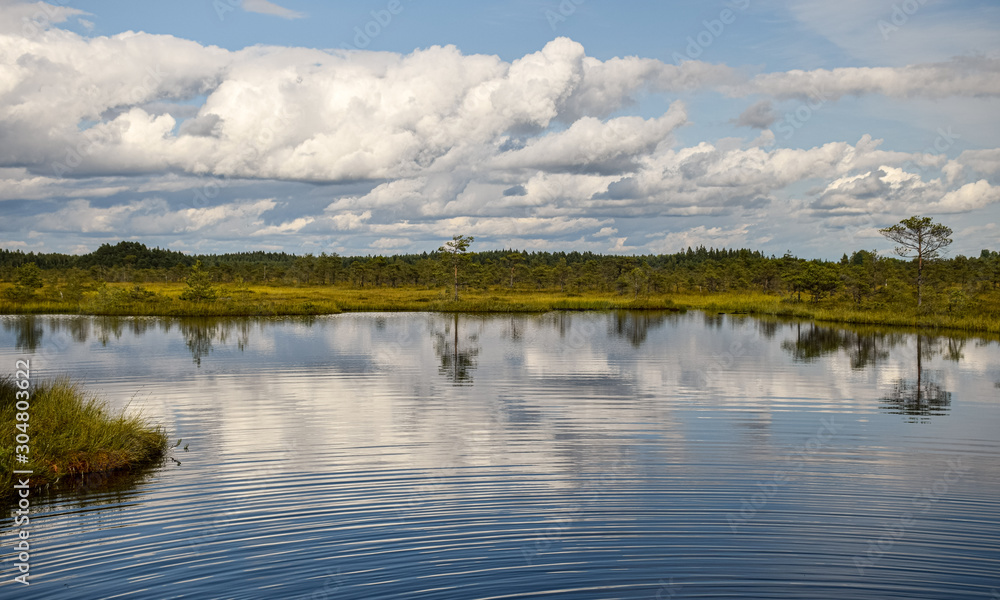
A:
1,240,999,308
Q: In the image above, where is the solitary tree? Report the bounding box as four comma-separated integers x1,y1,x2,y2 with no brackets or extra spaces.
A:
179,260,217,302
439,235,474,301
879,216,952,307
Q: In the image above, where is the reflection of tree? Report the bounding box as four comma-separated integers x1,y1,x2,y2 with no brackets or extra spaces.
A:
4,316,43,352
755,319,781,340
432,314,479,384
609,312,670,348
942,338,965,362
67,317,90,343
95,317,125,346
879,335,952,423
503,315,523,342
702,313,724,329
180,319,219,367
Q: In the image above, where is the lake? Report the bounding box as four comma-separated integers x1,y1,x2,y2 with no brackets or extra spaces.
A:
2,311,999,599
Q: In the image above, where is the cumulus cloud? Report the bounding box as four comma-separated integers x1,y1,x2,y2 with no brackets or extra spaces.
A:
2,1,1000,257
930,180,1000,213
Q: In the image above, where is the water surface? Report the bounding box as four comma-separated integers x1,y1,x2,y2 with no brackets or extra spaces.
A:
2,312,999,599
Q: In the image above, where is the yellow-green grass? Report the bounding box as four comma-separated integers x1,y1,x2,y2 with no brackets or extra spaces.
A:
2,282,998,334
1,378,168,502
0,283,679,315
674,291,1000,335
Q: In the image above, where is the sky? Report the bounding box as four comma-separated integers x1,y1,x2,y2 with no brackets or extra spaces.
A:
0,0,998,259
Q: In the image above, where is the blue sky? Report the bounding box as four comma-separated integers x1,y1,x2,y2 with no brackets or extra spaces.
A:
1,0,998,258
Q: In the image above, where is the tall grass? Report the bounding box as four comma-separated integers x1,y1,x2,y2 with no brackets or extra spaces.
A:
1,378,168,501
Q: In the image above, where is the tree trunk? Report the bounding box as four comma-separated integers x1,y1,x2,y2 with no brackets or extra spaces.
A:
917,236,924,307
453,262,459,301
917,255,923,307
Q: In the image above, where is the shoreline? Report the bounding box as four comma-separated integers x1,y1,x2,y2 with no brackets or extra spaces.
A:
2,286,998,335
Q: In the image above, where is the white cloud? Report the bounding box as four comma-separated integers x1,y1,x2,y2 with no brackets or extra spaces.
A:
737,57,1000,101
25,198,275,236
250,216,315,236
0,1,86,35
1,1,999,257
958,149,1000,176
326,210,372,231
370,237,412,250
241,0,306,20
647,225,751,254
930,180,1000,213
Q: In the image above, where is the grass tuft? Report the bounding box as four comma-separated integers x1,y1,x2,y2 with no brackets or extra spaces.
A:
1,377,168,501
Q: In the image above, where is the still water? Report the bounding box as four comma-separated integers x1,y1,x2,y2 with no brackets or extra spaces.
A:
1,311,999,599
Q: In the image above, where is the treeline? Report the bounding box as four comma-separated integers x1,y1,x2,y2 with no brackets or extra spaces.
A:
2,241,1000,311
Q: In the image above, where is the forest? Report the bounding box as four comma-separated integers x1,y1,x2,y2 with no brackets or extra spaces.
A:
1,234,999,331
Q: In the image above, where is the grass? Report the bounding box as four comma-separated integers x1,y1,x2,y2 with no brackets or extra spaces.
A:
1,377,168,502
1,282,998,334
0,283,681,315
673,291,1000,335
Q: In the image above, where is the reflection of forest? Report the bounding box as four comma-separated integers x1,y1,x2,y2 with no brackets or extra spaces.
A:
4,315,43,351
610,311,674,347
779,322,959,421
176,319,257,366
782,322,896,369
9,316,257,366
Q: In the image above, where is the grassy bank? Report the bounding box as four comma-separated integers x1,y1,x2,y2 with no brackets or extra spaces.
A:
673,292,1000,334
2,282,998,334
0,282,680,315
1,378,168,502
